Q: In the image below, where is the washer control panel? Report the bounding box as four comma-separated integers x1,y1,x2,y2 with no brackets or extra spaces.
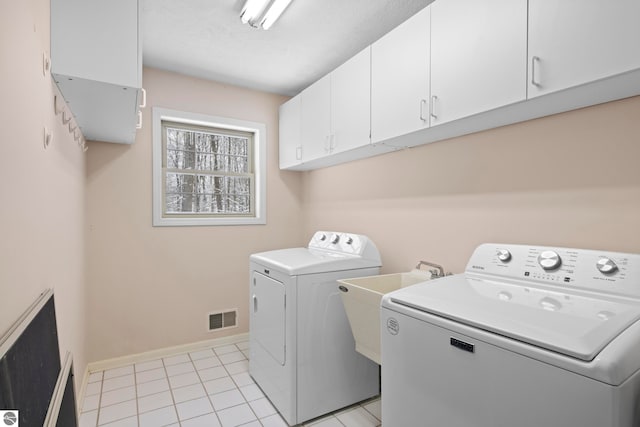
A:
466,243,640,298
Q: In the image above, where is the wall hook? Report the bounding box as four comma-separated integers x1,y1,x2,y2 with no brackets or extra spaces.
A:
42,52,51,76
62,110,72,124
43,127,52,149
53,95,64,115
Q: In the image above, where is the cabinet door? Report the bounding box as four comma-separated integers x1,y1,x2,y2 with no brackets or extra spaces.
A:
371,6,430,144
331,47,371,154
528,0,640,98
279,95,302,169
301,75,331,162
51,0,140,88
430,0,527,125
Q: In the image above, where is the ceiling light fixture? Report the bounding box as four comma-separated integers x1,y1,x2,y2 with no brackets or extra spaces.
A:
240,0,293,30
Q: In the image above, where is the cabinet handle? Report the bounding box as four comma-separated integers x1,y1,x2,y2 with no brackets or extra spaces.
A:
329,134,336,151
139,88,147,108
296,146,302,160
430,95,438,120
531,56,541,87
420,99,428,121
136,110,142,129
253,294,258,313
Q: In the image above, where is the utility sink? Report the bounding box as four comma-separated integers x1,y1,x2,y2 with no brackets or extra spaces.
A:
338,270,433,365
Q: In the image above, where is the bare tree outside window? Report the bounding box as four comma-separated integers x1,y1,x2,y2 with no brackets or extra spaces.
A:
162,121,254,217
153,109,265,227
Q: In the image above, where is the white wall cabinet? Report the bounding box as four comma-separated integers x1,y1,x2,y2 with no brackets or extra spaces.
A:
528,0,640,98
300,75,331,162
280,0,640,171
299,48,371,164
430,0,527,125
330,47,371,155
371,6,430,144
278,95,302,169
51,0,143,144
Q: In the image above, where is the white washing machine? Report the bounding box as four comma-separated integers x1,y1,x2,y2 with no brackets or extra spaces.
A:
381,243,640,427
249,231,381,426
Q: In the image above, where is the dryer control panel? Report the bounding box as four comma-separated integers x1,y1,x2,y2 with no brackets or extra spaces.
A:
308,231,380,260
466,243,640,298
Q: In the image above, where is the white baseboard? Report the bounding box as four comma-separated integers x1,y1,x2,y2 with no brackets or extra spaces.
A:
76,363,90,414
79,332,249,402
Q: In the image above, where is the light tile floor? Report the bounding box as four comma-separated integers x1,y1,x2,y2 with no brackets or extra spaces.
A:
79,340,381,427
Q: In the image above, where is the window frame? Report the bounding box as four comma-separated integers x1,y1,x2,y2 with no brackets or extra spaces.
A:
152,107,267,226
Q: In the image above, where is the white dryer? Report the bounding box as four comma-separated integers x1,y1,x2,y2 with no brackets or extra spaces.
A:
249,231,381,426
381,243,640,427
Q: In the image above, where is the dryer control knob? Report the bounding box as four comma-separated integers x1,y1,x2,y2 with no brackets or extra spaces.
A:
596,257,618,274
319,233,327,241
497,249,512,262
538,251,561,270
331,234,340,244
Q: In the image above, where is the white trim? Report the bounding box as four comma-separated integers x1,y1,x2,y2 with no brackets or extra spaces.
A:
152,107,267,226
0,289,54,356
77,364,90,414
44,351,74,427
84,332,249,373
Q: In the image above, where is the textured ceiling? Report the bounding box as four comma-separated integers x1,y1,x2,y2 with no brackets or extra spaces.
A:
142,0,433,96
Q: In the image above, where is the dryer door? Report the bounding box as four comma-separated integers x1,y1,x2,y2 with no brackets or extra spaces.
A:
251,272,286,365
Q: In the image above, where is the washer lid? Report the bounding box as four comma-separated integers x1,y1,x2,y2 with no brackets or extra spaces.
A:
250,248,381,275
387,275,640,361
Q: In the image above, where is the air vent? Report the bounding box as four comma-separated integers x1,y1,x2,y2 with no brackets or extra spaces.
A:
208,310,238,331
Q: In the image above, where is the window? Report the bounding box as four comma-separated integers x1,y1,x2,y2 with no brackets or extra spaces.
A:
153,108,266,226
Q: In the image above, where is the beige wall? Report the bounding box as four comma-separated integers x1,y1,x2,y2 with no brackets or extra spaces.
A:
303,96,640,274
6,0,638,400
85,67,304,361
0,0,87,385
85,70,640,363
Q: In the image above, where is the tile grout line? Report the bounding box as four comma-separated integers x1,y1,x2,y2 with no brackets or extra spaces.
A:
188,347,224,427
218,343,263,426
132,365,140,427
161,355,182,427
95,373,104,427
98,366,139,427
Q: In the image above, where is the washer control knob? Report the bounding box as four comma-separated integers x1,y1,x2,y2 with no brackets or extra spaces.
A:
596,257,618,274
538,250,561,270
345,236,353,245
497,249,512,262
331,234,340,244
319,233,327,241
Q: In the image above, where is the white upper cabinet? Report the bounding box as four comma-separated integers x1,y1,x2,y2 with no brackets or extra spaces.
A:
279,95,302,169
331,47,371,155
51,0,142,144
371,6,431,144
279,0,640,171
299,48,371,164
528,0,640,98
51,0,140,88
430,0,527,125
300,75,331,162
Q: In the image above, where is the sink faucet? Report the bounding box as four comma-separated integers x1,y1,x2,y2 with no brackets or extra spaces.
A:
415,260,448,278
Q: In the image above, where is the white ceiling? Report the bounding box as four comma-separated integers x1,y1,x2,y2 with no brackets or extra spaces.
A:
142,0,433,96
